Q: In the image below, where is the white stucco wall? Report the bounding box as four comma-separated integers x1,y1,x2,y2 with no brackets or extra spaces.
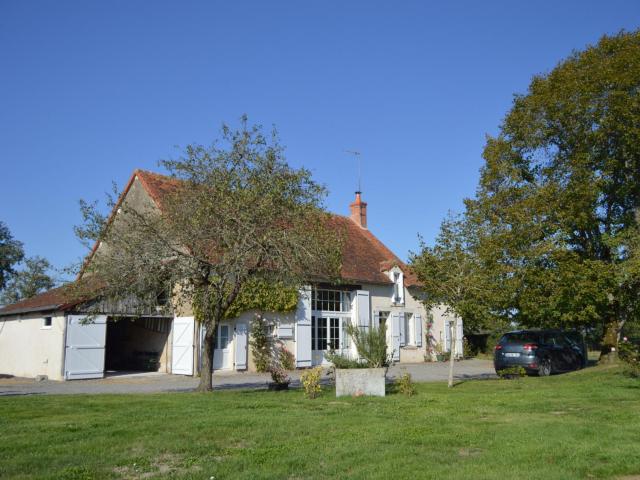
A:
190,283,464,373
0,313,66,380
367,282,433,363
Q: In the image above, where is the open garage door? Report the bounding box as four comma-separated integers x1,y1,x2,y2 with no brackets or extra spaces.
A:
64,315,107,380
172,317,194,375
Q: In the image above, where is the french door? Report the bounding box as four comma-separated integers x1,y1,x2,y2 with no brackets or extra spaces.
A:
311,315,350,365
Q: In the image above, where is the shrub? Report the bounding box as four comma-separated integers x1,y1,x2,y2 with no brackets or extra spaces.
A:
395,372,416,396
619,339,640,378
278,346,295,371
497,366,526,379
300,367,323,399
346,323,392,368
268,364,290,385
324,351,368,369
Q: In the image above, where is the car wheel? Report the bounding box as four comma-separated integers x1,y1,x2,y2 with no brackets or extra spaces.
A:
538,358,551,377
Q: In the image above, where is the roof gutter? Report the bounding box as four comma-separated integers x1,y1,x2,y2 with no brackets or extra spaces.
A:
0,304,65,317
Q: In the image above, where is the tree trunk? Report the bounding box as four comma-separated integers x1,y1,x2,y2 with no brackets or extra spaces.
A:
599,317,621,365
197,321,217,392
448,321,456,388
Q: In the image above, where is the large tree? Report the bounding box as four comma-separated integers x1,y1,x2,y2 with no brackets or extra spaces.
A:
75,118,342,391
0,221,24,291
465,31,640,360
0,256,56,305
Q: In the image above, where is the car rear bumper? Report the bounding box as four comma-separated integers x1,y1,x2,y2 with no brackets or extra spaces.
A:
494,355,539,372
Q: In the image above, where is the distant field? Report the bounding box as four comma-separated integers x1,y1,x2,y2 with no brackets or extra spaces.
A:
1,365,639,479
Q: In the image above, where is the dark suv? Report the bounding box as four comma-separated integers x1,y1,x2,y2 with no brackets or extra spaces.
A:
494,330,587,376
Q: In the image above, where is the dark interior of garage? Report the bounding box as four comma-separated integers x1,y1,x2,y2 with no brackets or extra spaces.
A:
105,318,171,372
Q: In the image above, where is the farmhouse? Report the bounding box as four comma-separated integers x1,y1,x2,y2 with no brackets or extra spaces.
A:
0,170,463,380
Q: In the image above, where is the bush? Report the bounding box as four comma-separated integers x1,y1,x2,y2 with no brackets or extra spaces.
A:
394,372,416,396
497,366,526,379
619,339,640,378
268,364,290,385
346,323,392,368
278,346,295,371
324,351,368,369
300,367,323,399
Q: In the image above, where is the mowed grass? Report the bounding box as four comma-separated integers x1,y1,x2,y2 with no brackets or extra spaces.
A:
1,367,639,480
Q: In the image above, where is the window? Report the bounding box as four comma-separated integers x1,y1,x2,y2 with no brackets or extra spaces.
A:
217,325,230,350
312,316,345,351
312,289,351,312
42,317,52,329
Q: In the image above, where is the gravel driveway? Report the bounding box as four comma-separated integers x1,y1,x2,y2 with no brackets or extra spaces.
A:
0,359,495,396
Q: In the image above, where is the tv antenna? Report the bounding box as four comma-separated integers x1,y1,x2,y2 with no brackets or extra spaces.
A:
344,150,362,192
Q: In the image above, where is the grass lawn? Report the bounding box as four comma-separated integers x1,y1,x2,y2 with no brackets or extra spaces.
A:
1,366,639,480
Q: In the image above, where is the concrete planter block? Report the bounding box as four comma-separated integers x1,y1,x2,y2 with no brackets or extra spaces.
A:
335,368,386,397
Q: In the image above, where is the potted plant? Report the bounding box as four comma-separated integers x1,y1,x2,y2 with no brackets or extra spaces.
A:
434,342,445,362
326,324,390,397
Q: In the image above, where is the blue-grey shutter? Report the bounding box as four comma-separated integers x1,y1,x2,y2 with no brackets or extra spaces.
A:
234,322,248,370
391,312,401,361
455,318,463,357
356,290,370,330
444,320,452,352
373,310,380,330
414,314,423,347
399,312,406,346
295,286,312,367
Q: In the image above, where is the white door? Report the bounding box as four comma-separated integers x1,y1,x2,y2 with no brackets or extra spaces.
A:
64,315,107,380
213,323,232,370
234,322,248,370
172,317,195,375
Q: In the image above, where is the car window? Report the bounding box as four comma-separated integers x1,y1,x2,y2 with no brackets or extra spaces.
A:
501,333,540,344
554,334,569,347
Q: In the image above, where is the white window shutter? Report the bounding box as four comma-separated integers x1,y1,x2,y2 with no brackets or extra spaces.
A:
295,286,312,368
414,314,423,347
234,322,248,370
356,290,370,330
398,312,405,346
277,320,294,339
391,312,401,361
373,310,380,330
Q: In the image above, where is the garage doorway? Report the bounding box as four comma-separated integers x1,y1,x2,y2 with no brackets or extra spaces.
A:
104,317,172,374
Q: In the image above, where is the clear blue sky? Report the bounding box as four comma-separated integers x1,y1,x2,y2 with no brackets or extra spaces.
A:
1,1,639,279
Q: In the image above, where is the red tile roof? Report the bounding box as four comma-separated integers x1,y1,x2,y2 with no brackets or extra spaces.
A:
0,283,90,316
0,170,419,316
134,170,418,286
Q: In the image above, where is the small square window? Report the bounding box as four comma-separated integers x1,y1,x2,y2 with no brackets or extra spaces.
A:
42,317,52,329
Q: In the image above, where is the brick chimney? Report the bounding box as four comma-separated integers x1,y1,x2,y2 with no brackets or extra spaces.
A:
349,191,367,229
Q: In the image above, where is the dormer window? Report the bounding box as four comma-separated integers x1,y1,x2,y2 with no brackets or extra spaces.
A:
390,267,404,305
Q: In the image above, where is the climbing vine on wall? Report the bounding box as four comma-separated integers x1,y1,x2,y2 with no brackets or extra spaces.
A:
192,278,299,324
